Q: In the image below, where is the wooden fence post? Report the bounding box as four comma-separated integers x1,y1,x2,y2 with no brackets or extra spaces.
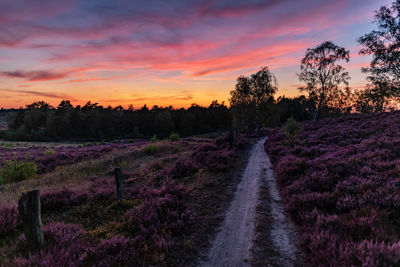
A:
114,167,123,203
18,190,44,250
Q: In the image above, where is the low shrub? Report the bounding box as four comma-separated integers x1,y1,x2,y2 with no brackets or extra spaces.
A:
169,132,180,141
151,134,159,143
283,116,302,145
43,148,55,156
0,158,37,183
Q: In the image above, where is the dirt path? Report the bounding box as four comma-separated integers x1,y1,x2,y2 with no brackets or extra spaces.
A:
201,137,299,267
259,147,300,266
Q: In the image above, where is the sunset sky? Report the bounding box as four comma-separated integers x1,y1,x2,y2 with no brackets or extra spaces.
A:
0,0,393,109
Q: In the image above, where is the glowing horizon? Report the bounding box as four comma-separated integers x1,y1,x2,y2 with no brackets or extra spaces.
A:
0,0,393,109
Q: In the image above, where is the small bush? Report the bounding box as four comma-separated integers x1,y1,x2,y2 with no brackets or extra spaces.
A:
143,144,160,155
43,148,55,156
83,142,94,147
150,134,159,143
283,116,302,145
169,132,180,141
0,158,37,183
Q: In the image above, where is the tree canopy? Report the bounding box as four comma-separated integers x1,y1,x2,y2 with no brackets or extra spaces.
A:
358,0,400,100
230,67,277,132
5,100,231,141
298,41,351,121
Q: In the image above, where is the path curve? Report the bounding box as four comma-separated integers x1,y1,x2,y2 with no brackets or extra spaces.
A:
201,137,299,267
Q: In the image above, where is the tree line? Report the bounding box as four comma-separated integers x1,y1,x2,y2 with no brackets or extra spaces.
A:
3,100,231,141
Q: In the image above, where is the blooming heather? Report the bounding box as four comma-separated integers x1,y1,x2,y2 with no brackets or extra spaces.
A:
0,205,20,238
265,111,400,266
0,141,147,175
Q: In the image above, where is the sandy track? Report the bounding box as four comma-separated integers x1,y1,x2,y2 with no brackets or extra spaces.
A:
201,137,299,267
261,148,299,266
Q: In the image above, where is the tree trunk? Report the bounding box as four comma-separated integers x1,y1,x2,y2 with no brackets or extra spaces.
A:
18,190,44,251
314,92,325,122
114,167,123,203
313,109,318,122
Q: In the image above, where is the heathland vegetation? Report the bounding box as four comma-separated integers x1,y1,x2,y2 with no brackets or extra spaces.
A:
0,1,400,266
266,111,400,265
0,134,251,266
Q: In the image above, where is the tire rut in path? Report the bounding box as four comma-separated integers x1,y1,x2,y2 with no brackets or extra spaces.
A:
200,137,299,267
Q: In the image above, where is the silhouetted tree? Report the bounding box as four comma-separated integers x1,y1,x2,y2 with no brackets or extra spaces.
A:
354,86,389,113
9,110,25,130
298,41,351,121
277,95,314,122
154,110,174,137
358,0,400,104
207,100,230,129
326,86,354,115
230,66,277,133
251,67,278,131
230,75,254,133
57,100,73,112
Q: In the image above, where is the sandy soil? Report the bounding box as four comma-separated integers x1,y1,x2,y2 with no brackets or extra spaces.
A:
259,149,300,266
201,137,300,267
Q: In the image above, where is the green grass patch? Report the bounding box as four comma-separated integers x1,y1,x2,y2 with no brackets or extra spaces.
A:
43,148,55,156
0,158,37,184
151,134,159,143
143,144,160,155
0,143,14,149
169,132,180,141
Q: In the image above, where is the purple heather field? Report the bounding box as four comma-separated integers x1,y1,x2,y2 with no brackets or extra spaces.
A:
265,111,400,266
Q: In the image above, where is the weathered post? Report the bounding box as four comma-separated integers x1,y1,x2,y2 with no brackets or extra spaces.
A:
18,190,44,250
114,167,123,203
